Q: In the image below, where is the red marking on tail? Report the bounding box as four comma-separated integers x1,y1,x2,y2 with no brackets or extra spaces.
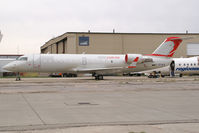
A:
166,37,182,57
145,54,169,57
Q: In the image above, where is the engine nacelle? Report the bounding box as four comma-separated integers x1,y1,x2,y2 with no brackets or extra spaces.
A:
125,54,154,64
125,54,143,64
142,56,153,63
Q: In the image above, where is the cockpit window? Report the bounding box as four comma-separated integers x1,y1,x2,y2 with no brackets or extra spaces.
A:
17,57,28,61
16,56,20,60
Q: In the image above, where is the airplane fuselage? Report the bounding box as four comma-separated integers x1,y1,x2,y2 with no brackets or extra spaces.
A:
5,54,172,75
174,57,199,74
142,57,199,76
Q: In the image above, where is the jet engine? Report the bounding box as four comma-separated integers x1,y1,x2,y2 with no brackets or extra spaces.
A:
125,54,143,64
125,54,153,64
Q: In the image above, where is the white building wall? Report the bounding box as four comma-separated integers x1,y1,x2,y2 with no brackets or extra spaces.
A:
187,44,199,56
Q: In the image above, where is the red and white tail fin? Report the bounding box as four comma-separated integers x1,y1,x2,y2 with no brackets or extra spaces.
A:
148,37,183,57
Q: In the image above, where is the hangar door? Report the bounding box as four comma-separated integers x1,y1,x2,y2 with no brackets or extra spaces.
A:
187,44,199,56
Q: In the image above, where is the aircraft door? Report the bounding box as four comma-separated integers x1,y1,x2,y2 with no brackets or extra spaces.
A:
82,57,87,65
33,54,41,72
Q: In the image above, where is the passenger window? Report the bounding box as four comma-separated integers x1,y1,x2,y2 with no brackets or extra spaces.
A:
187,64,189,66
194,63,196,66
191,63,193,66
179,64,181,66
184,64,186,66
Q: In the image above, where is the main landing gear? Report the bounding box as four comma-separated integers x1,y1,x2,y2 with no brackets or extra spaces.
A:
93,73,104,80
95,75,104,80
148,71,164,78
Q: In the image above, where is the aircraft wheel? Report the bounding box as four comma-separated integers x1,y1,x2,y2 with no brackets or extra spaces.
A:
16,77,21,81
95,76,99,80
95,75,104,80
98,75,104,80
161,74,165,78
16,72,21,81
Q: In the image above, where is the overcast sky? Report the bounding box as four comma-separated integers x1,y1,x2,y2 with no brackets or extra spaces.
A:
0,0,199,54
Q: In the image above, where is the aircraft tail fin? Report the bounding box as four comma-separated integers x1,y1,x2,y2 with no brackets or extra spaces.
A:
147,37,183,57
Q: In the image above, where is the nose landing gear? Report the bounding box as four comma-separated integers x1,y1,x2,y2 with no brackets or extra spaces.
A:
16,72,21,81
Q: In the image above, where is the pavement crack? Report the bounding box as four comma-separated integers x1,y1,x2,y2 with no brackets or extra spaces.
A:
21,94,46,125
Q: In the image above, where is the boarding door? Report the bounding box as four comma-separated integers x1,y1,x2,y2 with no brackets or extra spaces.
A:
82,57,87,66
33,54,41,72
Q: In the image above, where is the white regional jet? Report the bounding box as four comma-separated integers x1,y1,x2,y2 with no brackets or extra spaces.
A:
3,37,183,80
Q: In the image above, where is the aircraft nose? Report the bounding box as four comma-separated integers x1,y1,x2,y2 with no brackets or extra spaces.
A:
3,63,16,71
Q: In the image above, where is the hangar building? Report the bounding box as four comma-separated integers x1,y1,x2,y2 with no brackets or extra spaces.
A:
41,32,199,57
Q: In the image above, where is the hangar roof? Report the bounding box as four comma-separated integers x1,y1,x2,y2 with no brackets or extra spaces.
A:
41,32,199,49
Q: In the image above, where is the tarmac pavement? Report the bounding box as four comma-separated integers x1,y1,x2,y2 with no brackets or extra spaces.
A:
0,76,199,133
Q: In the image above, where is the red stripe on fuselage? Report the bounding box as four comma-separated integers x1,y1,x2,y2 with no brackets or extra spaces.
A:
144,54,171,57
128,66,136,68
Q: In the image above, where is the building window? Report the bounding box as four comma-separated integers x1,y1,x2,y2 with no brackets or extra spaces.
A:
79,36,89,46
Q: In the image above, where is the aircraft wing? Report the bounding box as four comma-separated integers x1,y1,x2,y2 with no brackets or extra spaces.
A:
73,67,125,74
